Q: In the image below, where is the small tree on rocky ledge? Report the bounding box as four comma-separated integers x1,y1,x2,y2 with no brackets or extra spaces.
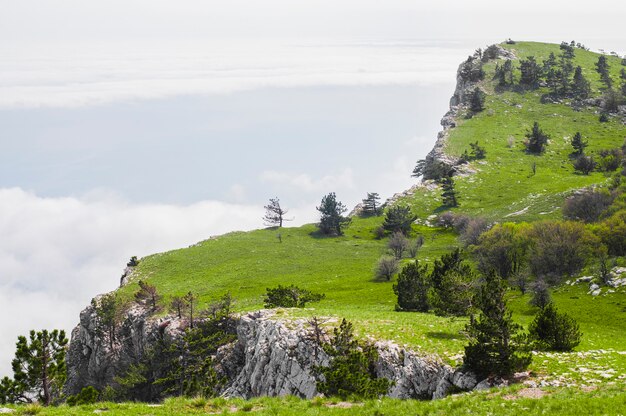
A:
463,273,531,379
135,280,161,311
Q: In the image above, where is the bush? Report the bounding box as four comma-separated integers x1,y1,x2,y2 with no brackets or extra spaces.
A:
572,154,595,175
593,211,626,256
472,223,527,279
375,256,399,281
67,386,99,406
599,113,609,123
263,285,325,308
317,319,391,399
597,148,623,172
528,303,581,351
407,235,424,258
459,217,490,247
529,278,551,308
563,189,613,222
525,221,600,278
393,261,430,312
388,231,409,259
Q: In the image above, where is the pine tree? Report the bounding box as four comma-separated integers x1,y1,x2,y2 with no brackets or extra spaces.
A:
463,273,531,379
469,87,486,112
441,177,458,207
519,56,540,87
572,66,591,99
135,280,161,310
382,205,417,235
0,330,68,405
570,132,588,156
393,261,430,312
361,192,381,217
316,192,350,236
92,293,119,350
596,55,612,89
263,197,290,227
528,303,581,352
524,122,549,154
557,54,574,95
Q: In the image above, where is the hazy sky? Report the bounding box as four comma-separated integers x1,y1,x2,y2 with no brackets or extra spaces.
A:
1,0,625,377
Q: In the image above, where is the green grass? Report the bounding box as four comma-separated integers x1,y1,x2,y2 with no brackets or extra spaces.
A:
94,41,626,408
5,385,626,415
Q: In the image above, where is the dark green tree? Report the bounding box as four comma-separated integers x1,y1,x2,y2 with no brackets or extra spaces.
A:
441,177,458,207
596,55,612,89
92,293,119,350
463,273,532,379
317,192,350,236
524,122,549,154
495,59,514,86
382,205,417,235
542,52,557,74
572,66,591,99
572,154,595,175
528,303,581,352
557,53,574,95
393,261,430,312
263,285,325,308
316,319,391,399
263,197,290,228
430,249,475,316
360,192,381,217
0,330,68,406
545,68,560,95
469,141,486,159
469,87,486,112
570,132,588,156
519,56,541,87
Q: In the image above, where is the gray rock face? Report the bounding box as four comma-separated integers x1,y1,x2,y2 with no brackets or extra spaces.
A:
66,307,479,400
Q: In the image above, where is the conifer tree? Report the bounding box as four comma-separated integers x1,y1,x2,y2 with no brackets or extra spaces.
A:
519,56,541,87
524,122,549,154
596,55,612,89
463,273,531,379
0,330,68,405
263,197,290,228
361,192,381,217
382,205,417,235
570,132,588,156
135,280,161,311
317,192,350,236
441,177,458,207
528,303,581,352
393,261,430,312
469,87,486,112
572,66,591,99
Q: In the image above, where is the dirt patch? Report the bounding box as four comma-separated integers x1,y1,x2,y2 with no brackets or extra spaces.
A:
504,388,548,400
324,402,363,409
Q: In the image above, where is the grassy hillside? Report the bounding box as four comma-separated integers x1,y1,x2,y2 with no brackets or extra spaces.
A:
98,41,626,409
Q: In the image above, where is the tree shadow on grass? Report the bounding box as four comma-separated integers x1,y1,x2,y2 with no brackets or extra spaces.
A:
426,331,462,341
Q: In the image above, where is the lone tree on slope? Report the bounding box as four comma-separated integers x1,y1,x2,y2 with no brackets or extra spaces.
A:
361,192,382,217
441,176,458,207
317,192,350,236
524,122,550,154
263,197,291,228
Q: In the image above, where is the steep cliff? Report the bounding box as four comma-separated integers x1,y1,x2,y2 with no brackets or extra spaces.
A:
66,306,487,400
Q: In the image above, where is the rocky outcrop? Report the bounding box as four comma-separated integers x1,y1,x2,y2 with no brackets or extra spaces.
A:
420,44,516,180
66,307,483,400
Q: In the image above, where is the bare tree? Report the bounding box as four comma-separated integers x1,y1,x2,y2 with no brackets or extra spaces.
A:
184,291,197,328
388,232,409,259
263,197,291,228
170,296,186,319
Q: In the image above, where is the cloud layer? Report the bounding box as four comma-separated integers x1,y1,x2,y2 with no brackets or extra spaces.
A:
0,187,319,377
0,41,465,109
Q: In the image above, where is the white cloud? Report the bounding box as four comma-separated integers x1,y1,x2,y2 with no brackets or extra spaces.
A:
0,187,273,377
0,41,464,109
260,168,355,193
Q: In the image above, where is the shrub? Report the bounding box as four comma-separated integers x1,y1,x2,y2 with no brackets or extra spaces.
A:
472,223,527,279
563,189,613,222
407,235,424,258
388,231,409,259
529,278,551,308
525,221,600,278
67,386,99,406
528,303,581,351
599,113,609,123
597,148,623,172
393,261,430,312
572,154,595,175
375,256,399,281
263,285,325,308
459,217,490,247
317,319,391,399
382,205,417,235
593,210,626,256
374,226,386,240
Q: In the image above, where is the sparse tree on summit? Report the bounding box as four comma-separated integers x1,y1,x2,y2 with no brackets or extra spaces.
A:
263,197,290,228
361,192,382,217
